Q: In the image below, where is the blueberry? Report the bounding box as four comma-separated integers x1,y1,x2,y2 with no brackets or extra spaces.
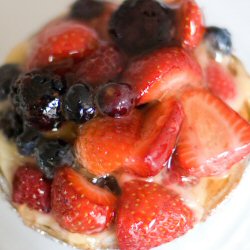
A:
11,70,66,131
92,175,121,195
35,139,74,179
0,109,23,139
70,0,105,20
205,26,232,55
109,0,177,55
0,64,21,101
16,127,41,156
96,82,135,118
62,83,96,123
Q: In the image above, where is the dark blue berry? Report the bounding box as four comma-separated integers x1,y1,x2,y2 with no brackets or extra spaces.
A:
70,0,104,20
62,83,96,123
16,127,41,156
109,0,177,55
0,64,21,101
96,82,135,118
92,175,121,195
0,108,23,139
11,70,66,131
205,26,232,55
35,139,74,179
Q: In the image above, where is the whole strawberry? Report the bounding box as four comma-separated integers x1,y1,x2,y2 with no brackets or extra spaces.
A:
117,180,195,250
12,164,51,213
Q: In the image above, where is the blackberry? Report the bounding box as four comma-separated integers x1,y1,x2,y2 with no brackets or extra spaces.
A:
109,0,177,55
16,127,41,156
0,109,23,139
0,64,21,101
11,70,66,131
35,139,74,179
205,26,232,55
62,83,96,123
70,0,105,20
96,82,135,118
92,175,121,195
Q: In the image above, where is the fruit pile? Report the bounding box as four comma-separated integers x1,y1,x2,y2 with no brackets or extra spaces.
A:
0,0,250,249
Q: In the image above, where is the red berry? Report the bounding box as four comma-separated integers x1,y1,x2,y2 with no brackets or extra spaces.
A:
26,20,99,70
178,0,205,50
51,167,116,234
122,47,203,105
75,43,125,87
12,164,51,213
175,89,250,177
117,180,195,250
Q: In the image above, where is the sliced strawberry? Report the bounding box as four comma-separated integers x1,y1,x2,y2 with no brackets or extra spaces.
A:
75,110,142,176
122,47,203,105
26,20,99,70
51,167,116,234
75,43,125,87
178,0,205,50
175,89,250,177
125,97,184,177
117,180,195,250
206,60,237,102
12,164,51,213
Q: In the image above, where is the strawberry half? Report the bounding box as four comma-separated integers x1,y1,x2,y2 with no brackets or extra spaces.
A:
126,97,184,177
178,0,205,50
51,167,116,234
206,60,237,102
117,180,195,250
26,20,99,70
175,89,250,177
12,164,51,213
75,110,142,176
123,47,203,105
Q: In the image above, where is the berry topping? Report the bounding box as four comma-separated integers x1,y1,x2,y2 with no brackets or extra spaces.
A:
12,164,51,213
117,180,195,250
92,175,121,196
75,110,142,175
206,61,236,102
75,43,125,87
51,167,116,233
26,20,99,69
109,0,176,55
35,139,74,179
62,83,96,123
0,64,21,101
178,0,204,50
70,0,105,20
205,26,232,55
123,47,203,105
0,108,23,140
11,70,66,131
96,82,135,118
16,127,41,156
175,89,250,177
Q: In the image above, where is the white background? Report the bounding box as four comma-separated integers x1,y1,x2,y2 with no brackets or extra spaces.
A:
0,0,250,250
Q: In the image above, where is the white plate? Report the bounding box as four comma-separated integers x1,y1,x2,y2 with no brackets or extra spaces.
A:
0,0,250,250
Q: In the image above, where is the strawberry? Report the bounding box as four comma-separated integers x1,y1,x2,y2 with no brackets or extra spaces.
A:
51,167,116,234
12,164,51,213
117,180,195,250
26,20,99,70
122,47,203,105
175,89,250,177
75,43,125,87
206,60,237,102
75,110,142,176
178,0,204,50
126,97,184,177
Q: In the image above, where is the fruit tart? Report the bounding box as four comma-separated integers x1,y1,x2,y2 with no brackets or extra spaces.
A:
1,0,250,249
